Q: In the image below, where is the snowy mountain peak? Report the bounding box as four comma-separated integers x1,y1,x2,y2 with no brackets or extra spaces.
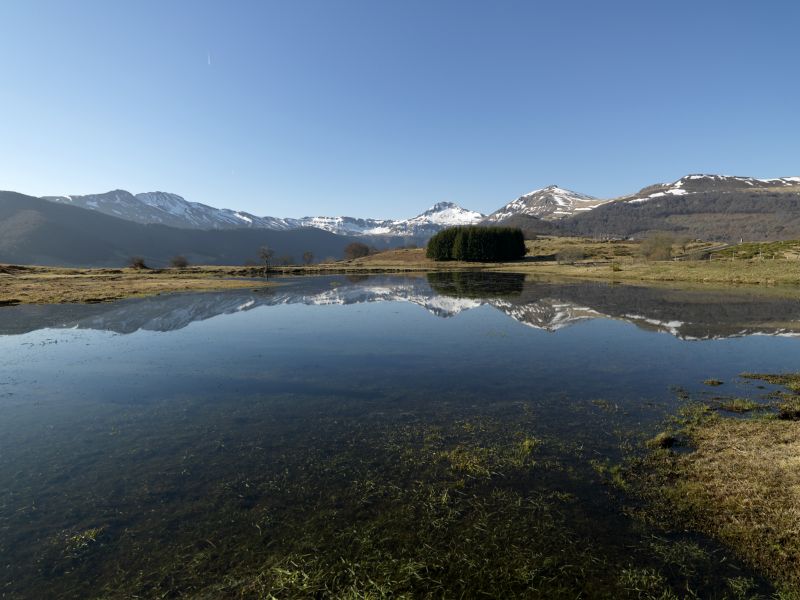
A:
408,201,484,225
486,185,608,222
423,201,461,213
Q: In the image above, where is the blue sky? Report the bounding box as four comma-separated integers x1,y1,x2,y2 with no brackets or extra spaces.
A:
1,1,798,219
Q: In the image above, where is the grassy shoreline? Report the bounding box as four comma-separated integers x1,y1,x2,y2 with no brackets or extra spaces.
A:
321,244,800,286
623,374,800,597
4,253,800,305
0,265,274,304
5,236,800,305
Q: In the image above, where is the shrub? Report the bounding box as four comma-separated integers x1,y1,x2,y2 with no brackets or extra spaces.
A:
640,233,675,261
426,226,526,262
170,255,189,268
556,247,585,264
128,256,148,269
344,242,370,260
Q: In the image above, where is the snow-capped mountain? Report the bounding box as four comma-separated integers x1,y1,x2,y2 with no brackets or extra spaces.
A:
293,202,483,237
38,174,800,243
361,202,484,237
41,192,482,238
484,185,609,222
621,174,800,204
44,190,298,231
293,215,393,236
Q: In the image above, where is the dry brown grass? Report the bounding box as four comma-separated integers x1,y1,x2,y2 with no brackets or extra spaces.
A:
0,265,272,304
628,375,800,595
317,243,800,287
7,235,800,306
665,418,800,591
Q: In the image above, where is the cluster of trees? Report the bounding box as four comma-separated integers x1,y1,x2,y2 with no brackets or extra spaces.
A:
256,247,316,270
426,226,527,262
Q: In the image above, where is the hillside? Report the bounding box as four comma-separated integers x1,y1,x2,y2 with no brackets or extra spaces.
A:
560,176,800,241
0,192,371,267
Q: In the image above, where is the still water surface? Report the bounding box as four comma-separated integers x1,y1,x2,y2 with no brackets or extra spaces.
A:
1,273,799,598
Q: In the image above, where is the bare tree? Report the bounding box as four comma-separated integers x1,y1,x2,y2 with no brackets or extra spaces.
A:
302,251,314,265
258,246,274,276
640,233,675,261
170,255,189,268
344,242,370,260
129,256,148,269
675,236,691,255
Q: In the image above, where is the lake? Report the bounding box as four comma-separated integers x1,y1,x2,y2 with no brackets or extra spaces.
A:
2,273,799,598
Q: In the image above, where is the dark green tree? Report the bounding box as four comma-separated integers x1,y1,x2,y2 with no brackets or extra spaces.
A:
427,226,526,262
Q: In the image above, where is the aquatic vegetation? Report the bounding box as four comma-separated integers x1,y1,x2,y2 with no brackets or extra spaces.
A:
646,432,677,449
778,397,800,420
62,527,105,556
592,398,619,412
1,394,765,598
717,398,763,413
703,379,724,386
741,373,800,419
3,281,794,598
741,372,800,393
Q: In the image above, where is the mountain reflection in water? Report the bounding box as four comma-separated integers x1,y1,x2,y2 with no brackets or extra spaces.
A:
2,272,800,340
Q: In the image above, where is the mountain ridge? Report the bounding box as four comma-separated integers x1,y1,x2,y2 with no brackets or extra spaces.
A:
0,191,386,267
43,192,484,238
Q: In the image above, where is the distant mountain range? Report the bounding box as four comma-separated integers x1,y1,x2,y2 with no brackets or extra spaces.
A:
0,191,372,267
43,192,485,238
40,173,800,239
3,173,800,267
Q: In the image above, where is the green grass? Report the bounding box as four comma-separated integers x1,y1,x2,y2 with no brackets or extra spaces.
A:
714,240,800,260
717,398,763,413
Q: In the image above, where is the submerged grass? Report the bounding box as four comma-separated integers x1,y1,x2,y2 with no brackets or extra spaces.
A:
717,397,764,413
1,394,766,599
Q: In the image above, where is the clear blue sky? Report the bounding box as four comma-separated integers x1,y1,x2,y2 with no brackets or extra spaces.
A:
1,0,798,219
